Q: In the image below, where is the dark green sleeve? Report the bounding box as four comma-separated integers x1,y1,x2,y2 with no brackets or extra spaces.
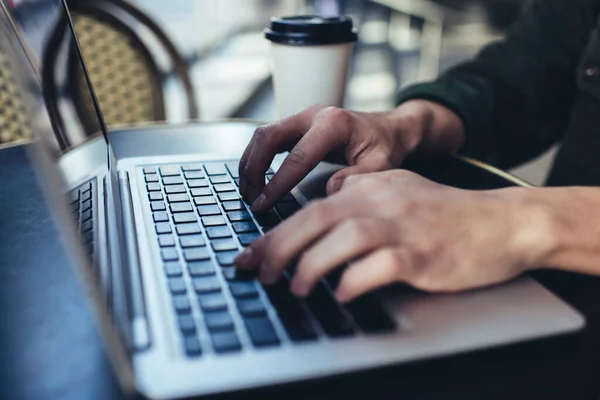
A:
397,0,600,169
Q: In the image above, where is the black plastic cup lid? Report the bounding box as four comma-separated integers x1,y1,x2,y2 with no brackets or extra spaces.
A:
265,15,358,45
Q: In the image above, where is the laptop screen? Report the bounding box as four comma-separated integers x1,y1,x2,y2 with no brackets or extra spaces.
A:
0,1,135,384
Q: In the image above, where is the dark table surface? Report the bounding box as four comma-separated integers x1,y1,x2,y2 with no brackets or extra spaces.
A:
2,122,600,400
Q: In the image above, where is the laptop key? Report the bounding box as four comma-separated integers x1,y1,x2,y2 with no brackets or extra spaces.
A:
204,163,227,176
143,166,157,174
167,194,188,203
164,261,182,277
81,220,93,233
155,222,172,234
198,293,227,312
225,161,239,178
264,279,317,342
179,235,205,248
214,183,235,192
210,175,230,184
145,174,159,183
218,192,239,202
227,210,251,222
254,209,280,227
193,277,221,294
184,170,204,179
170,202,193,213
184,248,211,261
184,337,202,357
158,234,175,247
232,221,258,234
211,238,238,252
188,261,216,277
205,311,235,332
238,232,261,247
151,201,166,211
194,196,216,206
164,185,186,194
80,191,92,202
70,202,80,213
345,295,396,334
187,178,209,188
178,315,196,335
245,317,280,348
149,192,163,201
173,212,197,224
162,176,183,185
146,183,161,192
222,200,245,211
229,281,259,299
202,215,225,227
176,223,201,235
237,298,267,317
169,278,187,294
306,282,355,338
197,205,221,216
191,188,212,197
173,295,191,314
159,165,180,176
161,248,179,262
182,163,204,172
153,211,169,223
216,251,238,266
206,226,232,239
82,230,93,243
211,331,241,354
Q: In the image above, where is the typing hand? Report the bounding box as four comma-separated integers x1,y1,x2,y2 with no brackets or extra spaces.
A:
238,103,430,212
236,170,555,301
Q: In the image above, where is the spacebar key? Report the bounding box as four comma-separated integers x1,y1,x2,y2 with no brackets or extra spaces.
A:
306,282,355,338
264,280,317,342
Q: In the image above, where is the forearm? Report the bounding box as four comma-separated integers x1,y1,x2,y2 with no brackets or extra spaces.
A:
519,186,600,276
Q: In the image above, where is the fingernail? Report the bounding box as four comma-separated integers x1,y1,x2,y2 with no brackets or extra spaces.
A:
335,287,351,303
290,278,308,298
251,194,267,212
234,247,254,268
330,178,343,193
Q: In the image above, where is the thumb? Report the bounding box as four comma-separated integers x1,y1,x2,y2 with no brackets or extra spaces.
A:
326,155,394,195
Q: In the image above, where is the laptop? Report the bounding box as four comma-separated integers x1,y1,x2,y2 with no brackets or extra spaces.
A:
1,1,585,398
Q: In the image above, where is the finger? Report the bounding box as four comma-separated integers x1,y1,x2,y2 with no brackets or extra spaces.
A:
326,152,394,195
237,192,363,284
252,109,352,212
242,105,324,203
290,218,396,297
238,135,258,197
335,247,415,303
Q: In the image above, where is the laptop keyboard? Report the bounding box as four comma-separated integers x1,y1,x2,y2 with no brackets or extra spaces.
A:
142,161,396,357
68,179,96,261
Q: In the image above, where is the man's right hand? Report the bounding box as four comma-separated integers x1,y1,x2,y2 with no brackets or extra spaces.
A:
238,100,465,212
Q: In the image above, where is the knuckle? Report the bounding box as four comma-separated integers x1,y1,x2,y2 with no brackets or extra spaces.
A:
286,146,307,170
320,106,353,128
306,199,332,224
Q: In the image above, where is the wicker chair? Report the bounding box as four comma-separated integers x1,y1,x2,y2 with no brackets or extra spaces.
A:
0,47,32,145
42,0,197,146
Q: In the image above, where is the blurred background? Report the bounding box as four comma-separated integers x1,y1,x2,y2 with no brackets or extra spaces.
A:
8,0,555,184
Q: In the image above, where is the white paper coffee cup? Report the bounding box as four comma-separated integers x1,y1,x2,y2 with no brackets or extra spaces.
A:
265,15,358,119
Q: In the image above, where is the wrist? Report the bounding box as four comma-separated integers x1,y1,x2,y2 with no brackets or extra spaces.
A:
500,187,563,273
386,100,465,155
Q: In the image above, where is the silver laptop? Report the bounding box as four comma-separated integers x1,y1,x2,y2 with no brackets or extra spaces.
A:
2,1,585,398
